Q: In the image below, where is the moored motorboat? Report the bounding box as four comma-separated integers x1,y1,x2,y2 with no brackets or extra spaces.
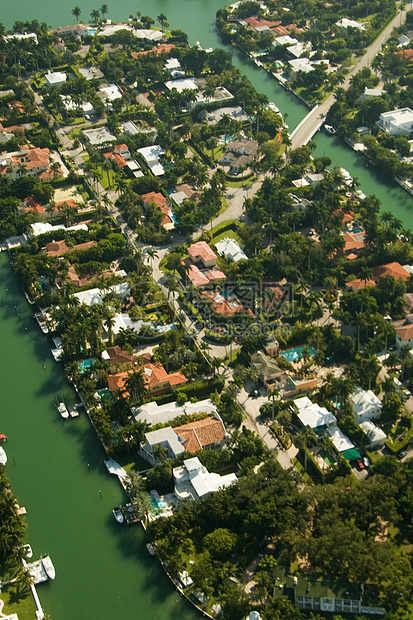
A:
0,447,7,465
113,507,124,524
57,402,69,419
324,124,336,135
41,555,55,579
0,433,7,442
22,544,33,559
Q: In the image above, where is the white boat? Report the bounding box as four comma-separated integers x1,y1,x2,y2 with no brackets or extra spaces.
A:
113,507,124,524
324,124,336,135
57,402,69,419
267,102,280,113
0,447,7,465
146,542,156,556
41,555,55,579
22,544,33,559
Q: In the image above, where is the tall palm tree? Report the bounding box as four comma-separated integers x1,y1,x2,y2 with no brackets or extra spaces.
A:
319,436,334,483
295,427,316,472
91,9,101,24
145,247,158,269
100,3,108,20
157,13,169,33
72,6,81,23
125,368,148,404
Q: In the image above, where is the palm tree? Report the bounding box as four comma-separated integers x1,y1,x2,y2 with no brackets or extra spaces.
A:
319,436,334,483
157,13,169,33
91,9,101,24
100,3,108,20
295,427,316,472
72,6,81,23
125,368,148,404
145,247,158,269
152,443,168,462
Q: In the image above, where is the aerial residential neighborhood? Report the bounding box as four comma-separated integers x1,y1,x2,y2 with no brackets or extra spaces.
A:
2,1,413,620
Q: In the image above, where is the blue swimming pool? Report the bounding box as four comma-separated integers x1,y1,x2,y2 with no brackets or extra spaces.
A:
78,358,96,373
150,496,167,512
280,346,316,363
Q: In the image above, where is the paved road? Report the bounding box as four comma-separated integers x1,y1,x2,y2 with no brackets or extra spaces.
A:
290,3,413,149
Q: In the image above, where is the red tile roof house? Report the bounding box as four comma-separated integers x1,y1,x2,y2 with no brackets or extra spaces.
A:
173,416,227,453
395,324,413,350
186,264,226,288
107,360,187,397
345,278,376,292
24,196,45,215
0,146,57,181
141,191,174,230
372,262,410,282
200,290,254,317
188,241,218,268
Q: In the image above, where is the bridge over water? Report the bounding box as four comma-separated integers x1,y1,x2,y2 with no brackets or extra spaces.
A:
289,4,412,150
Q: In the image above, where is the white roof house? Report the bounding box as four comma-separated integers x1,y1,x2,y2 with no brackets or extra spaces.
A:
173,457,237,501
165,57,181,71
359,420,387,448
294,396,337,429
287,41,313,58
83,126,116,146
288,58,315,74
137,145,165,176
73,283,129,307
350,387,382,422
78,66,104,80
140,427,185,464
398,34,411,46
98,24,163,41
45,71,67,87
336,18,366,30
132,398,217,426
4,32,38,44
360,87,387,101
30,222,88,236
377,108,413,136
164,78,198,93
328,425,354,453
215,238,248,262
98,83,122,109
273,35,299,46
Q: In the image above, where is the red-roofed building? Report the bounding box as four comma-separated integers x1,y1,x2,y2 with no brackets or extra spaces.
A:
333,209,355,225
244,16,281,30
107,359,187,397
142,191,174,229
346,278,376,291
7,100,25,114
201,290,254,317
0,146,57,181
173,416,227,453
342,231,365,254
131,43,175,58
24,195,45,214
188,241,217,267
395,48,413,61
372,262,410,282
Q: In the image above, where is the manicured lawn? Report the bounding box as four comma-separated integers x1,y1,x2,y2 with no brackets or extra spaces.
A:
98,167,116,190
210,220,242,245
226,175,255,188
0,559,36,620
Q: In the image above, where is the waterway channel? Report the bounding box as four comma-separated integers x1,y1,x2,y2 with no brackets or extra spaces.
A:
0,250,199,620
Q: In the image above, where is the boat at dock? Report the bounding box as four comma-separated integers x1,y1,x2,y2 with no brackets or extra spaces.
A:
0,447,7,465
113,507,124,524
146,543,156,556
57,401,69,419
22,544,33,559
41,555,55,580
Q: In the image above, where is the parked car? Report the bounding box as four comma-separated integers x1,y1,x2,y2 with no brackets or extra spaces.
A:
398,450,408,460
363,457,370,468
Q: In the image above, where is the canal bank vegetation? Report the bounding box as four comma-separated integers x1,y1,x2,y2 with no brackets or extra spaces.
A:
216,0,397,105
327,14,413,189
148,452,413,619
0,467,37,620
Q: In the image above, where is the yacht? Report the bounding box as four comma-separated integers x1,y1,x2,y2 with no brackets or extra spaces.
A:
41,555,56,579
22,544,33,559
0,447,7,465
324,124,336,135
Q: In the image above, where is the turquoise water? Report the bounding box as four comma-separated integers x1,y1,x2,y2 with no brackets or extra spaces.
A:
78,358,96,372
281,345,316,363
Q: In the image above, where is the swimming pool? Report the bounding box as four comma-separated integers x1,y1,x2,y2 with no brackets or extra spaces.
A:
280,346,316,363
78,358,96,373
150,496,167,511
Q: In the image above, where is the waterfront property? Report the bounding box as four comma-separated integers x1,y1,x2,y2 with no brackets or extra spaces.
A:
173,457,237,501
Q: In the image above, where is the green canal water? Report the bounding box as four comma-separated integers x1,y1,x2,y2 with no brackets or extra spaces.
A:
0,251,199,620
